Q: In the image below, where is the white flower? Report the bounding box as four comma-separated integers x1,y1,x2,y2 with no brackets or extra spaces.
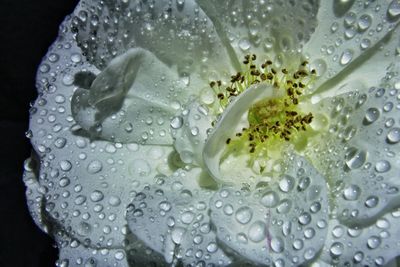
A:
24,0,400,266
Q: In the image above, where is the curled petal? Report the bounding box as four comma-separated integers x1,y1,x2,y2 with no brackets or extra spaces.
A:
203,83,276,185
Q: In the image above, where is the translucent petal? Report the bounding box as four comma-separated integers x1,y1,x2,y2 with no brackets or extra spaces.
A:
320,208,400,266
72,0,236,76
127,168,232,266
203,83,277,185
197,0,319,60
303,0,400,93
72,48,193,145
210,154,329,266
172,101,214,167
307,86,400,225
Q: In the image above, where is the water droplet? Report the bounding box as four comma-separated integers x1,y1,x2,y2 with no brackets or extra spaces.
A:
260,191,279,207
90,190,104,202
206,242,218,253
388,0,400,20
367,235,381,249
330,242,344,256
248,221,266,242
181,211,195,224
340,49,353,65
87,160,102,174
343,184,361,200
363,108,380,125
171,227,186,244
276,199,292,214
223,204,233,215
270,237,284,253
365,196,379,208
298,212,311,225
375,160,391,173
387,128,400,143
235,206,253,224
279,175,295,192
159,201,172,212
170,116,183,129
238,38,251,51
354,251,364,262
358,14,372,31
345,148,367,169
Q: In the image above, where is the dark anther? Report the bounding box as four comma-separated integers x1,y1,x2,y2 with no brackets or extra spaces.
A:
226,138,231,144
252,54,257,60
210,81,216,87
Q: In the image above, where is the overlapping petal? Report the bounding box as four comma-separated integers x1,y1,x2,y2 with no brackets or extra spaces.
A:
126,168,233,266
209,154,329,266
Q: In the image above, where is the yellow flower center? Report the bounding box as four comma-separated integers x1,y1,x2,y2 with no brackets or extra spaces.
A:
209,54,317,174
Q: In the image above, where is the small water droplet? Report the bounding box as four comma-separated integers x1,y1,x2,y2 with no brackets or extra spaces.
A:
340,49,353,65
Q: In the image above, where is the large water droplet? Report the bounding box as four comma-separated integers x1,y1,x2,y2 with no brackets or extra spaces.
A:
260,191,279,207
279,175,295,192
330,242,344,256
363,108,380,125
388,0,400,20
343,184,361,200
248,221,266,242
345,148,367,169
235,206,253,224
387,128,400,143
170,116,183,129
375,160,391,173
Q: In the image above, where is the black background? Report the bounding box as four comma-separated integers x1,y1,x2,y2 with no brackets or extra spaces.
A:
0,0,79,266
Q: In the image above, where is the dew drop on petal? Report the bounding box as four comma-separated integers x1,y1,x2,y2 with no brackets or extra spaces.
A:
367,235,381,249
363,107,380,124
375,160,391,173
248,221,266,243
340,49,353,65
330,242,344,256
343,184,361,200
170,116,183,129
388,0,400,20
235,206,253,224
387,128,400,143
260,191,279,207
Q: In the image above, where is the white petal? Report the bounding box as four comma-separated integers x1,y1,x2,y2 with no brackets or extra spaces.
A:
203,83,277,185
72,48,192,145
307,86,400,225
303,0,400,93
127,168,232,266
320,208,400,266
72,0,236,76
210,154,329,266
197,0,319,60
172,101,214,167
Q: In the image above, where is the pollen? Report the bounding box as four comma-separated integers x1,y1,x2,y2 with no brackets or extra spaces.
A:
209,53,317,163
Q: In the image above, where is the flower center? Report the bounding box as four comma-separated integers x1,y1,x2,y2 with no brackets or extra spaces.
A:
209,54,317,174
